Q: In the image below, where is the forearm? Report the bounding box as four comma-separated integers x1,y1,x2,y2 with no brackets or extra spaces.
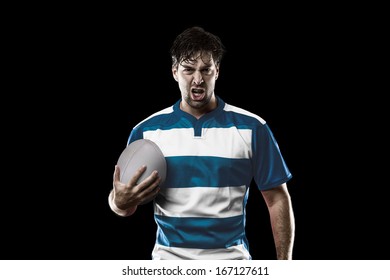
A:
269,197,295,260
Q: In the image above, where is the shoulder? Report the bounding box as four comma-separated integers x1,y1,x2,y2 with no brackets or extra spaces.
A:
133,106,174,129
222,102,266,126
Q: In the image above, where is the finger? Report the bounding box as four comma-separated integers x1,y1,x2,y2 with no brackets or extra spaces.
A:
113,165,120,182
136,170,161,192
128,165,147,186
149,183,161,197
141,175,161,194
113,165,128,191
140,186,161,205
113,165,123,190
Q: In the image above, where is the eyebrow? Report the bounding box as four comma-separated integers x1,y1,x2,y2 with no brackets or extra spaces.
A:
181,62,212,68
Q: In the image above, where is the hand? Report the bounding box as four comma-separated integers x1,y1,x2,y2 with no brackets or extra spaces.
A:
113,165,161,211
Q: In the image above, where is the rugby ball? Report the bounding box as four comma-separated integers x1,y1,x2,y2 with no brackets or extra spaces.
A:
117,139,167,185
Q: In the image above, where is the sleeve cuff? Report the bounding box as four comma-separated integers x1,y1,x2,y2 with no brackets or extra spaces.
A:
108,191,137,217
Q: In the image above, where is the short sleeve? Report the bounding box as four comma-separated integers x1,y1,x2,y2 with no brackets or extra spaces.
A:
252,123,292,190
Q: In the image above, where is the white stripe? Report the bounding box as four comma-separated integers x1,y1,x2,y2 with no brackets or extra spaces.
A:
154,185,247,218
133,106,173,129
223,103,266,124
144,127,252,158
152,244,251,260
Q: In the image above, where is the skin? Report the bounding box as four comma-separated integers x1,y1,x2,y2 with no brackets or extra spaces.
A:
172,52,219,119
111,51,295,259
261,183,295,260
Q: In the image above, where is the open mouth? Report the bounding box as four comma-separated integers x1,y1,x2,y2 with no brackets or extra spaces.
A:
191,88,205,101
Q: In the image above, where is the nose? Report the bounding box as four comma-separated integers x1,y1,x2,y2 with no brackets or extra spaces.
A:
192,71,203,85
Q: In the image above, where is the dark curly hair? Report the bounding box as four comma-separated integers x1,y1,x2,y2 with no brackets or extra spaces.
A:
170,26,226,68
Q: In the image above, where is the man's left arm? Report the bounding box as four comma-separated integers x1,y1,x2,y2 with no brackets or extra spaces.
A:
261,183,295,260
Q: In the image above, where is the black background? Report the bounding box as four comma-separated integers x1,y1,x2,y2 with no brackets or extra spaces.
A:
2,6,387,260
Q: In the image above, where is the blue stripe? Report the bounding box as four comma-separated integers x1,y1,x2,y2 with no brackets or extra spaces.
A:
155,215,248,249
163,156,252,188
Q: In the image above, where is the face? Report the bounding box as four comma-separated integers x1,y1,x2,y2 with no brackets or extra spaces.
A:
172,52,219,116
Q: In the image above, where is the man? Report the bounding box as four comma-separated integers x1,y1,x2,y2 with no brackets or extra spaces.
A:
109,26,295,260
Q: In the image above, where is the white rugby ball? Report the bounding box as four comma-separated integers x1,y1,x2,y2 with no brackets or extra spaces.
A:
117,139,167,185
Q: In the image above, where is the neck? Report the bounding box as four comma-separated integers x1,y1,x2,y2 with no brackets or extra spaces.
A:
180,96,218,119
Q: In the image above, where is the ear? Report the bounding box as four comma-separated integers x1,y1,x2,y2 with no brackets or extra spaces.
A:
215,65,220,80
172,67,178,82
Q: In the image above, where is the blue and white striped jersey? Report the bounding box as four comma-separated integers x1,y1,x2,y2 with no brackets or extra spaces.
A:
127,96,292,260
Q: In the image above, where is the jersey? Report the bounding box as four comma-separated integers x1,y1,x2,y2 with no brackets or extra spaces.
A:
127,96,292,260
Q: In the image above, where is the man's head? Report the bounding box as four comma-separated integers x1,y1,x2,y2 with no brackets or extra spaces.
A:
170,27,226,117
